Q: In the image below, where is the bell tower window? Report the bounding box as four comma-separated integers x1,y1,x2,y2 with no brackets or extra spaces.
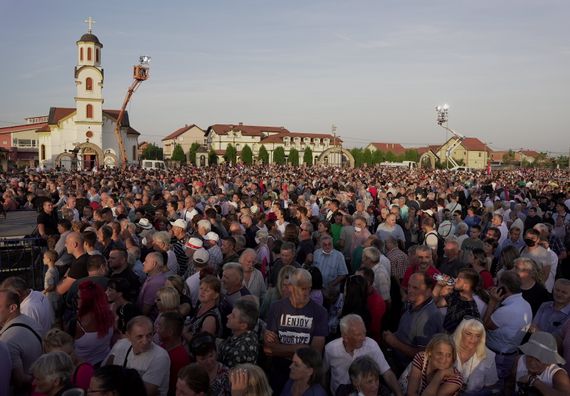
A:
86,78,93,91
96,48,100,63
87,47,92,61
86,104,93,119
40,145,46,161
80,47,84,61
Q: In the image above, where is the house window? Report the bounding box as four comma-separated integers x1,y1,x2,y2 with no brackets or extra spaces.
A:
41,144,46,160
87,47,92,61
80,47,84,61
86,77,93,91
86,104,93,119
478,152,482,157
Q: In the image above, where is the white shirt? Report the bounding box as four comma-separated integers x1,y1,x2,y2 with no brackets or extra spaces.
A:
544,248,558,293
323,337,391,394
185,272,201,308
106,338,170,396
455,348,498,392
487,293,532,353
21,290,54,336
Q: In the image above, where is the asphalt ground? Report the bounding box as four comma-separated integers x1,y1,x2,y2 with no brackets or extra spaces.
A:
0,210,38,238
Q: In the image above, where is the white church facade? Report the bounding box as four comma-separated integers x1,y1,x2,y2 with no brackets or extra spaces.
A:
34,20,140,169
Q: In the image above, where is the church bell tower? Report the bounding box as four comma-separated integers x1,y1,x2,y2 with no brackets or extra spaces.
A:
74,17,103,147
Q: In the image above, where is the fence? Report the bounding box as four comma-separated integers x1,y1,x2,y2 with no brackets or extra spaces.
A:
0,238,45,290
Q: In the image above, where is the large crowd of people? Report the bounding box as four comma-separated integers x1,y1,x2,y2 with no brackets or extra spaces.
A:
0,163,569,396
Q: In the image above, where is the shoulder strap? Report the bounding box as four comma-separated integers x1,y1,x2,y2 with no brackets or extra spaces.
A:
4,322,42,345
122,345,133,368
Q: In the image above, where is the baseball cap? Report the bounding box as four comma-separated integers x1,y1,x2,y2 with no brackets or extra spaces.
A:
193,248,210,266
170,219,187,230
204,232,219,242
185,237,203,250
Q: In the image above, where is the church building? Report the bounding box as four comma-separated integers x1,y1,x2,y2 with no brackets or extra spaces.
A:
33,19,140,169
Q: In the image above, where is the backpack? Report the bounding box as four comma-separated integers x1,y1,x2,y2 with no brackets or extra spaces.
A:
425,231,445,262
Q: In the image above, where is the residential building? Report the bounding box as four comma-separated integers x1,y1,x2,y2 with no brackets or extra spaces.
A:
161,124,205,159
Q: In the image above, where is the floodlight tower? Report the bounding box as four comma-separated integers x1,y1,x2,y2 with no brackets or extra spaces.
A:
114,56,151,170
435,104,464,169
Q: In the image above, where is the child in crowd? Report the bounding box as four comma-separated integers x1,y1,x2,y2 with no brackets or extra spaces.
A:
43,249,61,319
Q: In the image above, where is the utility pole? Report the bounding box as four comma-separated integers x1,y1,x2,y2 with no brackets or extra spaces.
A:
331,124,337,165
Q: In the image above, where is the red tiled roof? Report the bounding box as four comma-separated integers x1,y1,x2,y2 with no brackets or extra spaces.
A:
36,124,51,132
417,145,441,156
520,150,539,158
48,107,75,124
490,151,509,161
162,124,202,141
208,124,289,137
461,137,488,151
0,121,47,135
369,142,406,155
126,127,140,136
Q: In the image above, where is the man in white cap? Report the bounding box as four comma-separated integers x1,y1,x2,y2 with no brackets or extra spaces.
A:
203,232,222,274
184,248,210,308
169,219,189,277
184,237,203,277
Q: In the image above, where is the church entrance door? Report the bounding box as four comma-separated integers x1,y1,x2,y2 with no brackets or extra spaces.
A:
83,154,96,170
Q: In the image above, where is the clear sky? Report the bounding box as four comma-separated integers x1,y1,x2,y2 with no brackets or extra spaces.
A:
1,1,569,154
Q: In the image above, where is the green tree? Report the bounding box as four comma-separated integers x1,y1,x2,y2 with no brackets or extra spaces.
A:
141,143,163,160
241,144,253,165
350,148,364,167
171,144,186,163
362,148,373,165
303,147,313,166
404,149,419,162
289,148,300,166
502,150,516,164
258,145,269,164
385,151,396,162
188,142,201,164
224,144,237,165
208,149,218,165
372,150,385,164
273,146,286,165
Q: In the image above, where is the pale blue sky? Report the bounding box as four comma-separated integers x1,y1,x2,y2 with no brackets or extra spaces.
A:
1,1,569,153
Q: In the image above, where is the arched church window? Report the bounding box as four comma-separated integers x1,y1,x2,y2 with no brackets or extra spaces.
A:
86,104,93,119
80,47,84,61
96,49,100,63
132,146,137,161
40,145,46,161
87,47,92,61
86,78,93,91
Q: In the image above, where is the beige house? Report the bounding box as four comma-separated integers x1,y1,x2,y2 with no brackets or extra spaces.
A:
434,137,490,169
365,142,407,157
204,123,351,166
161,124,205,159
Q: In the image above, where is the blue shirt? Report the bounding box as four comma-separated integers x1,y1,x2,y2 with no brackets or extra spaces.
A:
313,249,348,290
533,301,570,336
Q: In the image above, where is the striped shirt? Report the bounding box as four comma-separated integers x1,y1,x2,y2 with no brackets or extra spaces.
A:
413,352,463,396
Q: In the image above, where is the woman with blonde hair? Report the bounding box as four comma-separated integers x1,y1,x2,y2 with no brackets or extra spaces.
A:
406,334,463,396
260,265,295,320
165,274,192,316
43,328,94,391
452,319,498,396
229,363,273,396
153,286,180,343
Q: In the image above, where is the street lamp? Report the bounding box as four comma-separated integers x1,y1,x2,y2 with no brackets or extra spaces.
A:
436,104,449,125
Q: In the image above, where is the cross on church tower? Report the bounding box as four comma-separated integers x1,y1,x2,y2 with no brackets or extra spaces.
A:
84,16,95,33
